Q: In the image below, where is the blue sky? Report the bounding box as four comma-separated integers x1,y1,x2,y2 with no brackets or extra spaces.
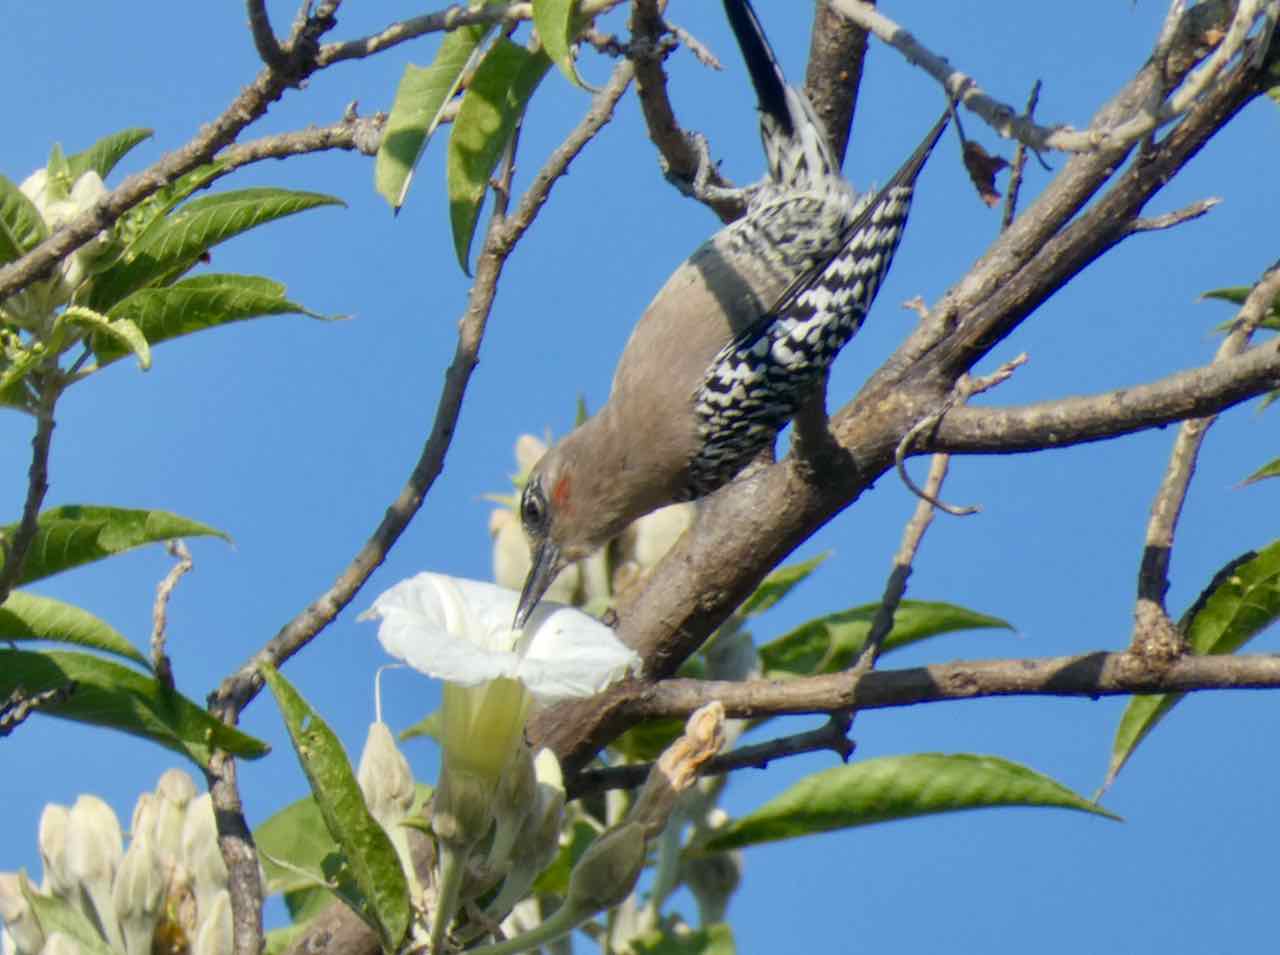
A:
3,2,1279,953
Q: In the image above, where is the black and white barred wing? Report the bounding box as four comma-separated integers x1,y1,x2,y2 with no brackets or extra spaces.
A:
688,111,950,495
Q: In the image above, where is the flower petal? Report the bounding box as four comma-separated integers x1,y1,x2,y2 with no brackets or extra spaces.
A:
362,572,640,702
517,606,641,702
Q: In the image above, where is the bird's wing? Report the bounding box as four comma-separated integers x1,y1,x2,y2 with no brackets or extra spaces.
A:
723,108,951,361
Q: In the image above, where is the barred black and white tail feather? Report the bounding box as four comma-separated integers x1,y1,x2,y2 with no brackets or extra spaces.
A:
723,0,841,191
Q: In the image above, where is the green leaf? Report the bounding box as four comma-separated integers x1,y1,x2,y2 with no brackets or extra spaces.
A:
398,708,441,743
258,785,432,924
702,754,1117,852
0,174,49,263
1105,541,1280,789
2,504,229,584
47,145,71,192
375,24,493,210
1241,456,1280,486
760,599,1013,677
737,552,828,619
114,163,228,251
1203,285,1280,332
257,794,339,896
0,648,269,767
65,128,154,181
22,875,119,955
0,589,148,667
634,923,736,955
96,274,328,366
90,187,343,309
0,342,48,397
60,305,151,370
447,41,552,272
262,665,411,955
533,0,590,88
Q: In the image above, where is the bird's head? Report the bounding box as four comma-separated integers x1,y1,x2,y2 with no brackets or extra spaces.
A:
513,439,590,630
512,424,650,630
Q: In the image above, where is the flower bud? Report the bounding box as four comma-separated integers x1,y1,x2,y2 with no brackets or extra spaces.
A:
621,503,694,569
0,873,45,955
36,934,82,955
181,795,228,921
36,806,72,897
113,836,164,955
484,749,566,923
431,767,495,849
566,823,647,914
65,795,123,887
491,512,579,602
191,890,231,955
356,722,415,828
155,770,198,808
149,771,196,865
681,848,742,925
65,796,125,951
513,435,548,476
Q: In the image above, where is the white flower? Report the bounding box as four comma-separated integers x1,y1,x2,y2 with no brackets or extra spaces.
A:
362,572,640,949
361,573,639,704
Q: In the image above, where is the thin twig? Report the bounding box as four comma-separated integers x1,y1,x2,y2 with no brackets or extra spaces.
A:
628,0,744,224
854,452,952,673
0,383,57,608
1123,197,1221,235
570,717,855,797
151,541,193,690
1001,80,1041,231
219,113,388,171
213,58,636,719
0,684,77,737
315,0,627,68
1133,262,1280,646
0,50,337,300
828,0,1262,154
894,355,1028,514
246,0,286,68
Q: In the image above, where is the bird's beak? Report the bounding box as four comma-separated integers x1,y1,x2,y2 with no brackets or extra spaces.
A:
514,537,562,630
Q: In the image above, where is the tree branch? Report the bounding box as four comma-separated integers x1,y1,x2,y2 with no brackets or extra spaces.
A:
315,0,627,68
928,341,1280,455
246,0,286,68
628,0,744,223
528,15,1274,774
1132,262,1280,649
0,51,334,301
213,57,635,716
803,0,872,166
0,383,56,608
828,0,1243,153
603,651,1280,724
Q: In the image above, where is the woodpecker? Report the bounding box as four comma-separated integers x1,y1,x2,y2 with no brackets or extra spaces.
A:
514,0,948,628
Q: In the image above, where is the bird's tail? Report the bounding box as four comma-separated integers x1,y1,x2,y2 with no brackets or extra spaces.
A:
722,0,840,188
772,108,951,324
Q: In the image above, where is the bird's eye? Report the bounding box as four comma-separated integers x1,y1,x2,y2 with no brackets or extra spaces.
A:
520,481,547,532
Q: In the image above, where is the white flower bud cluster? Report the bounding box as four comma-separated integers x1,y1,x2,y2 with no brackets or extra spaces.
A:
0,770,253,955
490,434,694,612
9,167,114,322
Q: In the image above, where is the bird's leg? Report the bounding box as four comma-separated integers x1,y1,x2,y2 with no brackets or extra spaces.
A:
790,375,844,480
660,130,758,208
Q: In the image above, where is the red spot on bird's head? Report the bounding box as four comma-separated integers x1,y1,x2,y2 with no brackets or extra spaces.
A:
552,475,572,512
